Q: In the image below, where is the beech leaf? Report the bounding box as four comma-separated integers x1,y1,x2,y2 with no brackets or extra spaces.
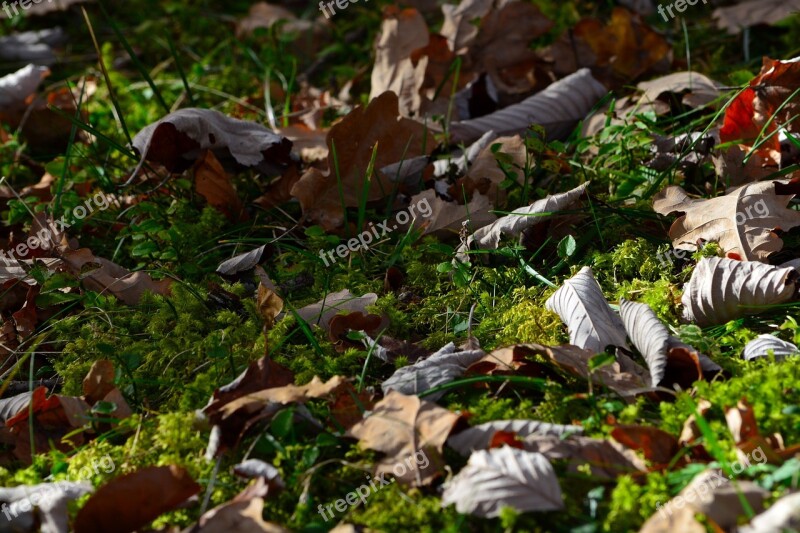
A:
441,446,563,517
681,257,798,326
653,180,800,261
742,334,800,361
545,266,630,353
381,342,486,401
448,420,583,456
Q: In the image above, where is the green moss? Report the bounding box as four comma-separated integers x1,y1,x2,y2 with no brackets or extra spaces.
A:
474,286,564,349
615,278,682,324
604,474,669,532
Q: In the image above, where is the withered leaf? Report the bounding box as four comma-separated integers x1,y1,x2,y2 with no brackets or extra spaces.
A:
381,341,486,401
441,446,563,517
545,266,630,353
348,390,462,486
742,334,800,361
132,108,293,174
448,419,583,456
681,258,798,326
74,466,201,533
652,180,800,261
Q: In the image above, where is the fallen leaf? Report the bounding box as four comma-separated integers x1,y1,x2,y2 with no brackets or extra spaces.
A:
0,30,63,65
216,245,270,277
458,182,588,261
681,257,798,326
132,108,293,174
193,150,245,221
74,465,201,533
713,0,800,34
742,334,800,361
611,425,681,466
381,341,486,401
59,248,172,306
0,480,93,533
441,446,563,517
653,180,800,261
619,298,722,389
407,189,497,238
639,470,768,532
449,69,608,144
290,91,433,229
545,266,630,353
0,64,49,112
448,419,583,456
522,434,647,479
739,492,800,533
294,289,378,331
637,72,722,109
348,390,462,486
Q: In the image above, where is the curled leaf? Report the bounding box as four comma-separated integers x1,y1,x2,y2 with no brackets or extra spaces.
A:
448,419,583,456
545,266,629,353
742,334,800,361
681,258,798,326
441,446,563,517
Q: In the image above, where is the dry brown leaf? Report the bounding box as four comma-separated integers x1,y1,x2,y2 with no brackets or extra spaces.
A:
531,343,651,398
369,7,430,116
653,180,800,261
407,189,496,238
522,434,647,479
0,64,49,112
194,150,245,221
59,248,172,306
639,470,768,533
725,398,786,464
74,465,200,533
290,91,433,229
447,419,583,456
257,283,283,331
441,446,563,517
382,342,486,401
681,257,798,326
742,334,800,361
611,425,681,466
546,7,672,85
637,72,722,109
740,492,800,533
132,108,293,174
348,390,462,486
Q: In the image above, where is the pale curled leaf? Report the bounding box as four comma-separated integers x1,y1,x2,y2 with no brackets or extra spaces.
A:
449,69,608,144
0,64,49,109
441,446,563,517
294,290,378,331
381,342,486,401
522,434,647,479
681,257,798,327
619,299,722,387
653,180,800,261
742,334,800,361
457,182,588,261
713,0,800,34
545,266,630,353
0,481,93,533
448,420,584,456
619,298,669,386
739,492,800,533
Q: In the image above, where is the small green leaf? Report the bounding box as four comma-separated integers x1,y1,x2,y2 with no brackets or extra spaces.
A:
557,235,577,259
588,352,616,373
